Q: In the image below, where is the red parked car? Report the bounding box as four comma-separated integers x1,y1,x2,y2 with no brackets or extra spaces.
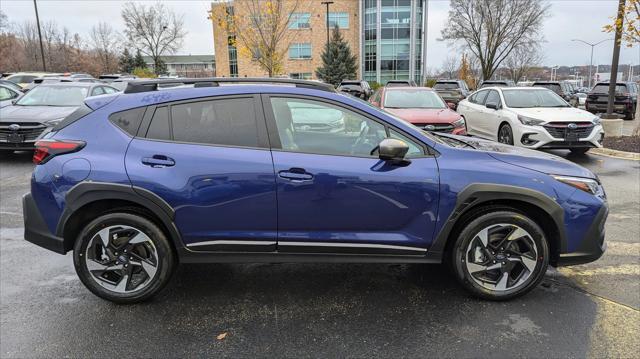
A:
369,86,467,135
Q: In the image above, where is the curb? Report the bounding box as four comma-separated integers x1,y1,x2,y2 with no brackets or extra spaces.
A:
590,147,640,161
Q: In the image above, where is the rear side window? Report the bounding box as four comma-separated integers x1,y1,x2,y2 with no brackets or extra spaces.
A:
170,97,260,148
146,107,171,140
109,107,145,136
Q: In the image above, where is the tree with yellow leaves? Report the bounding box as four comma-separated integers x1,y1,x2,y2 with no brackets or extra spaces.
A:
210,0,303,77
604,0,640,46
458,53,476,89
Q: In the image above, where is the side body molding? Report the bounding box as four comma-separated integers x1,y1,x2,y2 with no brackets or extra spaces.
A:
57,181,183,252
425,183,567,262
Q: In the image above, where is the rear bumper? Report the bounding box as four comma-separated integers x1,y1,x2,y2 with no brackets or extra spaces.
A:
22,193,66,254
556,205,608,266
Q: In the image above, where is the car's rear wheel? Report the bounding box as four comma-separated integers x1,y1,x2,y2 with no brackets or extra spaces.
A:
569,148,590,155
498,124,514,145
451,210,549,300
73,212,175,304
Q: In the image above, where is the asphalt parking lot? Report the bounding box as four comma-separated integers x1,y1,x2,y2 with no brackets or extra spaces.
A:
1,150,638,358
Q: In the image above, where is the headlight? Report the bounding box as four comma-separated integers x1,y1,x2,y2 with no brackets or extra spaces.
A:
452,118,466,128
592,116,601,125
553,175,605,197
44,118,65,126
518,115,545,126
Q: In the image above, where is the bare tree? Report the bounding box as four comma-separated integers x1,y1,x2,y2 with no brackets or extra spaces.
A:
441,55,459,79
211,0,303,77
90,22,121,73
504,44,543,83
121,2,186,74
441,0,549,81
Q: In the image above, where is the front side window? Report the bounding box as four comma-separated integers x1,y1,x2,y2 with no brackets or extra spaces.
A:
289,43,312,59
327,12,349,29
171,97,260,147
91,87,105,96
484,90,501,106
389,129,424,158
270,97,386,157
289,12,311,29
469,90,489,105
16,86,88,106
384,89,446,109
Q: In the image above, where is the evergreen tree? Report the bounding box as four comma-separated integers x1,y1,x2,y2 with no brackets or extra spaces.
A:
118,48,135,74
154,58,168,75
133,49,147,69
315,26,357,86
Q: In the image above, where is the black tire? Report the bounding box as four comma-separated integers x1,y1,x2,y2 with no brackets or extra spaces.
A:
498,124,514,145
450,209,549,301
624,109,635,120
569,148,590,155
73,212,176,304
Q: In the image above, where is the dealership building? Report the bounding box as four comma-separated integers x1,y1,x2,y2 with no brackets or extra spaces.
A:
210,0,428,84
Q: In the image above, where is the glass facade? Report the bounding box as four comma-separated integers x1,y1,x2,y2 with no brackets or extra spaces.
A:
289,43,312,59
288,12,311,29
362,0,426,84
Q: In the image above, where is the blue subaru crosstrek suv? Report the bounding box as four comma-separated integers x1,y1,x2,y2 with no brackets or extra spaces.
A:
22,78,607,303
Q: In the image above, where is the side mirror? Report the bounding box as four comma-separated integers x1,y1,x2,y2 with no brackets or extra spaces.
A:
11,99,18,105
378,138,409,164
485,102,499,110
447,102,456,110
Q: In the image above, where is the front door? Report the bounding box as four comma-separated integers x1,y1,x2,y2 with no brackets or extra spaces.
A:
125,95,277,252
263,95,440,255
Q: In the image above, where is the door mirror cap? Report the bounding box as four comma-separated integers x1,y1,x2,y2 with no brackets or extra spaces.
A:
378,138,409,162
485,102,499,110
447,102,456,110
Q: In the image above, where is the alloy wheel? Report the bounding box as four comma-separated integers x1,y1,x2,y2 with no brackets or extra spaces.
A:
83,225,159,293
498,126,513,145
463,223,538,292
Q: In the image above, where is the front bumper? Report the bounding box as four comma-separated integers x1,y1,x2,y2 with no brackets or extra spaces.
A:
518,124,604,150
557,205,608,266
23,193,66,254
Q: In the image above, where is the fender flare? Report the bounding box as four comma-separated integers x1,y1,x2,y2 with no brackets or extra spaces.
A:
57,181,184,252
426,183,567,261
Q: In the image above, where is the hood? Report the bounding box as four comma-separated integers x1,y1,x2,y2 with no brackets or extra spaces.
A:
0,105,77,124
383,107,461,124
439,134,596,178
509,107,596,122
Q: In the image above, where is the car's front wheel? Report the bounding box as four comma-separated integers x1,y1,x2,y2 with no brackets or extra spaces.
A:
498,124,514,145
451,209,549,300
73,212,176,304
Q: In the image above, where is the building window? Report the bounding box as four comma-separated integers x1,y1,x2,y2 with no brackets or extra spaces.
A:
289,72,312,80
289,12,311,29
289,43,312,59
327,12,349,29
228,35,238,77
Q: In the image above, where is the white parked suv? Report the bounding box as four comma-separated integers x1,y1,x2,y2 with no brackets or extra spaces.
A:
457,87,604,154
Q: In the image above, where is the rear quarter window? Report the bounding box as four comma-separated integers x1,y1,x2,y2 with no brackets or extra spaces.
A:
108,107,146,136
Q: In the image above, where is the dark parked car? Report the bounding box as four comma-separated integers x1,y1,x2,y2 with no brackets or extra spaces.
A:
22,77,606,304
585,82,638,120
0,82,118,154
385,79,418,87
433,80,471,109
337,80,373,100
479,80,515,88
532,81,579,107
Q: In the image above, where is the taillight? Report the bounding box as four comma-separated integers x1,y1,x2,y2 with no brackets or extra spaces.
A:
33,139,85,165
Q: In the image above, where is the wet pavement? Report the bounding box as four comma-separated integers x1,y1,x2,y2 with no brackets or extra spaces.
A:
1,150,638,357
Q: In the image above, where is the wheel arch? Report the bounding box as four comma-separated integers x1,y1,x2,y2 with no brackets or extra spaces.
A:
57,182,184,254
427,184,566,266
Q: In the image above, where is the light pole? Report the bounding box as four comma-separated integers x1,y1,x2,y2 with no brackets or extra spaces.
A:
571,38,613,89
321,1,334,45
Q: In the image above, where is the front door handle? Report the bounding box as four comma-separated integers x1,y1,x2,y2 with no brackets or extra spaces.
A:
142,155,175,168
278,167,313,181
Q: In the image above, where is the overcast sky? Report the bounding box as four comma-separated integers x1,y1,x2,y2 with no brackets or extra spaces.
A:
2,0,638,70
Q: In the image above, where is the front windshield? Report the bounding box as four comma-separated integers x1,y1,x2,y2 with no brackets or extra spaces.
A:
384,89,446,109
16,85,88,106
502,89,569,108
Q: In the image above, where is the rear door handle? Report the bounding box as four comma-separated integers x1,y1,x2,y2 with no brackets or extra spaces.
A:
278,167,313,181
142,155,175,168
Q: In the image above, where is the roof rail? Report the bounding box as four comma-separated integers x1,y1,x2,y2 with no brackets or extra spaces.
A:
123,77,335,94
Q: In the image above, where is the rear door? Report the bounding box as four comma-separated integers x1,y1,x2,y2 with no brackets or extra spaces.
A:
263,95,440,255
125,95,277,252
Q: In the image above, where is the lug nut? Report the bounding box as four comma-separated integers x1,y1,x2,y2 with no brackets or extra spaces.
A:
493,260,496,263
502,262,506,265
